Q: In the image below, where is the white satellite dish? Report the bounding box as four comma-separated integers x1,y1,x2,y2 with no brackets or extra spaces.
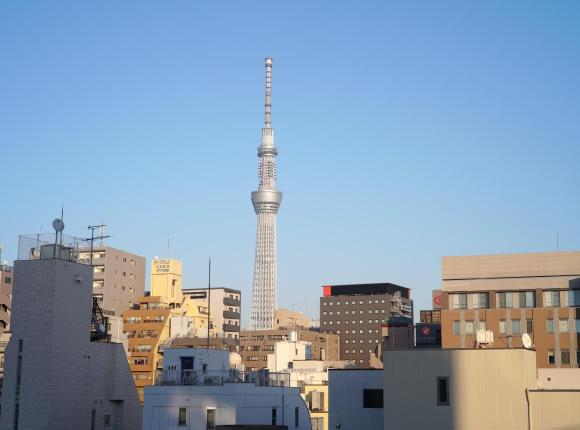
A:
52,218,65,232
522,333,532,349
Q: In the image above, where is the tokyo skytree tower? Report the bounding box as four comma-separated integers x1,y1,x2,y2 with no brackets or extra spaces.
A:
250,58,282,330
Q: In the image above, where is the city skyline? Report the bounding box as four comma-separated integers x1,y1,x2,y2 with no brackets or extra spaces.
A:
1,2,580,326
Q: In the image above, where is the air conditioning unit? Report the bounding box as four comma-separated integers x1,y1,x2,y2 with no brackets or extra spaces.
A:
475,329,494,348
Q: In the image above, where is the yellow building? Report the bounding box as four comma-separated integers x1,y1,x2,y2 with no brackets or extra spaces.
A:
150,258,183,305
303,384,328,430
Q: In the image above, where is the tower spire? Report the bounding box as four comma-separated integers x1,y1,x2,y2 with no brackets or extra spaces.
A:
264,57,273,129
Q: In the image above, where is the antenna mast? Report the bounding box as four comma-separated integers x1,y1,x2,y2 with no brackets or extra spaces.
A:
87,224,111,265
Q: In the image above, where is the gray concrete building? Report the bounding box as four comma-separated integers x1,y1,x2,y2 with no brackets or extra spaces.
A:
78,246,145,317
0,233,141,429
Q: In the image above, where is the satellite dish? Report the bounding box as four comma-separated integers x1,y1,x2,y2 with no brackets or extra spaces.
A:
52,218,65,232
522,333,532,349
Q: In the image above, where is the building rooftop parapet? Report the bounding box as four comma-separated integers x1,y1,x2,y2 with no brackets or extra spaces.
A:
156,369,290,387
17,233,92,265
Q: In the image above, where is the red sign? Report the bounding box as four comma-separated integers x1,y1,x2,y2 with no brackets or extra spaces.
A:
422,326,432,336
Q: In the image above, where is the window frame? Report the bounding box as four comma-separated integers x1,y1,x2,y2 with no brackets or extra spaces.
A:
436,377,450,406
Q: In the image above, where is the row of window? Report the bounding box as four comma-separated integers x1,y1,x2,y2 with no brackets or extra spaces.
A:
344,349,375,354
176,407,299,429
322,320,383,326
450,290,580,310
323,309,387,316
547,349,580,365
345,339,381,344
323,299,388,306
453,319,580,335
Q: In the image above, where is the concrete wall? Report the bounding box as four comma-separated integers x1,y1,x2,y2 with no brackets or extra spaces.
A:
383,349,537,430
143,384,312,430
528,390,580,430
328,369,383,430
0,259,141,429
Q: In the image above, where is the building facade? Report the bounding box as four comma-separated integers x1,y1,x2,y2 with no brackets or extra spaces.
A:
143,348,312,430
240,328,340,371
250,57,283,331
182,287,241,340
0,264,12,336
383,348,580,430
78,246,145,317
441,251,580,368
0,236,141,429
274,308,312,329
328,369,384,430
150,258,182,306
320,283,413,367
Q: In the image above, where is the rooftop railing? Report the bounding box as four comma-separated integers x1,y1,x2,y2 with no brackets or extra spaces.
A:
155,369,290,388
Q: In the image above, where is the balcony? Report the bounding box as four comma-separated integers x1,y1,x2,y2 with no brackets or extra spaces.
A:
223,323,240,333
223,297,241,307
223,310,240,320
156,369,289,387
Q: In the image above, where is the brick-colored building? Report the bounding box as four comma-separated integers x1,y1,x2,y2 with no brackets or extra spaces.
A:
240,328,340,371
320,283,413,367
441,251,580,368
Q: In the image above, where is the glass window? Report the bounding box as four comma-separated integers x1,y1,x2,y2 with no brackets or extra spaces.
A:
207,409,216,430
453,321,460,335
526,320,533,334
544,291,561,307
499,320,506,334
548,350,555,365
512,320,521,335
294,407,299,428
497,292,513,308
178,408,187,426
464,321,474,335
452,294,467,309
437,377,449,406
472,293,489,309
546,319,554,333
363,389,384,408
519,291,535,308
559,319,569,333
575,319,580,333
569,290,580,307
478,321,486,331
561,350,570,365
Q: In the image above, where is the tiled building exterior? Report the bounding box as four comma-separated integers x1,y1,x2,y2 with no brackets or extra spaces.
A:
441,251,580,368
240,328,340,371
320,283,413,367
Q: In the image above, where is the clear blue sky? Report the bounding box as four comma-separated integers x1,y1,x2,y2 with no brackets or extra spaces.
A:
1,1,580,326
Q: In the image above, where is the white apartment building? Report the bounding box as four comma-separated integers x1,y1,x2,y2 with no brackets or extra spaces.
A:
182,287,241,339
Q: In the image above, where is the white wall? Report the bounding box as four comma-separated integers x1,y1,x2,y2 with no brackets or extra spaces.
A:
143,383,312,430
328,369,383,430
163,348,230,373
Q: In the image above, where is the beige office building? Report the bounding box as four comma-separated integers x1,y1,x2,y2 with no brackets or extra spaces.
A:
441,251,580,368
383,348,580,430
79,246,145,317
274,308,312,329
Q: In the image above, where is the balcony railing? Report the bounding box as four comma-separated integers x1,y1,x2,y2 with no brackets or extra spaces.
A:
223,323,240,332
155,369,290,387
223,297,241,307
223,310,240,320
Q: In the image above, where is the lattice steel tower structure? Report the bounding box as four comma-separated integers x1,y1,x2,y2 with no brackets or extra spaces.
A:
250,58,282,330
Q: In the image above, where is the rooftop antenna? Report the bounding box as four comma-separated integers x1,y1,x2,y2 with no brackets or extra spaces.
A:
87,224,111,265
207,257,212,351
52,213,65,260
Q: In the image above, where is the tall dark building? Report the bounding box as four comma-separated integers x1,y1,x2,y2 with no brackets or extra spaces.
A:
320,283,413,367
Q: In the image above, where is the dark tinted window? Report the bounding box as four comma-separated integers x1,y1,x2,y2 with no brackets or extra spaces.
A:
363,389,383,408
437,377,449,405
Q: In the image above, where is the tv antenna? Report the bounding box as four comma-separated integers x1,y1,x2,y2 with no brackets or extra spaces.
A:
87,224,111,265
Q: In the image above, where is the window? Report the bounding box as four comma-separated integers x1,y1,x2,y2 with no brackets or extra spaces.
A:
561,350,570,365
478,321,486,331
546,319,554,334
363,389,383,408
569,290,580,307
519,291,535,308
499,320,506,334
178,408,187,426
464,321,474,335
453,321,460,335
472,293,489,309
206,409,216,430
104,414,111,427
451,294,467,309
437,377,449,405
544,291,561,307
497,292,513,308
294,406,299,428
512,320,521,335
548,350,555,365
576,319,580,333
559,319,569,333
272,408,277,425
526,319,533,334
